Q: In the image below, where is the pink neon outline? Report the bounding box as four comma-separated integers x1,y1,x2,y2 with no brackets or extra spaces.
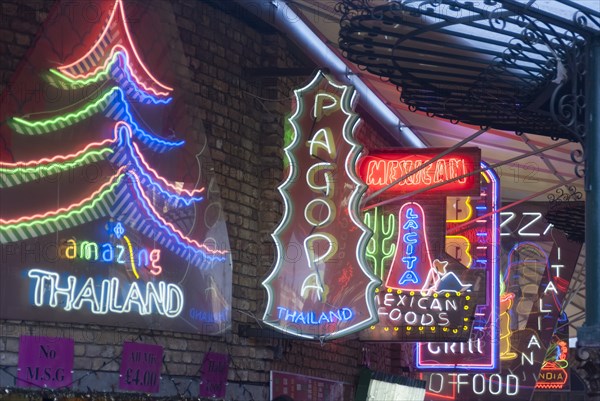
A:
128,171,228,255
131,141,205,197
417,167,500,369
0,138,115,168
58,0,172,95
54,47,171,99
0,167,125,225
384,202,434,291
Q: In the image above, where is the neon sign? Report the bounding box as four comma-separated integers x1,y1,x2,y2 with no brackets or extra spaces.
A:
59,223,162,277
360,163,496,342
419,202,582,400
358,148,480,196
416,166,499,368
262,71,379,340
385,203,431,290
0,0,232,334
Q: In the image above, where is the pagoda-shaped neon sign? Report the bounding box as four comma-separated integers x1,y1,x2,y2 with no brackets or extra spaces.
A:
0,0,231,334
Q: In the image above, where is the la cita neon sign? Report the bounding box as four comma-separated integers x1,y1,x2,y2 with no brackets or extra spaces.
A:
262,71,379,340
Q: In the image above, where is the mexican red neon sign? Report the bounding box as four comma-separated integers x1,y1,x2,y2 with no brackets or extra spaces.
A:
358,148,481,196
262,71,379,340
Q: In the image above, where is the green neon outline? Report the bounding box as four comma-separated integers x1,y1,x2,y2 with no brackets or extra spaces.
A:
0,174,123,231
0,148,113,176
48,52,120,87
364,207,397,280
11,86,119,130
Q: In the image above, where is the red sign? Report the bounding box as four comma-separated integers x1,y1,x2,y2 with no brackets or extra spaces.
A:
358,148,481,196
262,71,379,340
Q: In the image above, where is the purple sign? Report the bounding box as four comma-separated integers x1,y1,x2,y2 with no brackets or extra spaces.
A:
199,352,229,398
17,336,74,389
119,342,163,393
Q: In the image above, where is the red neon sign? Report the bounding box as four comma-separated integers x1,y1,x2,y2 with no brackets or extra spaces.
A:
357,148,480,196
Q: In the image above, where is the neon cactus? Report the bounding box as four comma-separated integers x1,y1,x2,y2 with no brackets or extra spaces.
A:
364,207,397,280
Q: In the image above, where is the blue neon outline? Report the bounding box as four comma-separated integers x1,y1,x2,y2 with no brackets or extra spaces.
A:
416,163,501,371
405,207,419,219
401,256,418,269
399,270,420,285
116,126,203,206
111,89,185,151
403,219,419,230
403,232,418,244
113,52,172,105
10,86,184,152
113,222,125,239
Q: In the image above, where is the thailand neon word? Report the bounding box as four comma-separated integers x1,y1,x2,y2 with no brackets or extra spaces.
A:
385,202,432,291
358,148,481,196
276,307,354,325
28,269,183,317
262,71,379,340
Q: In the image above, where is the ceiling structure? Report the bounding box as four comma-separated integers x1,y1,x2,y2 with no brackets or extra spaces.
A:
283,0,591,337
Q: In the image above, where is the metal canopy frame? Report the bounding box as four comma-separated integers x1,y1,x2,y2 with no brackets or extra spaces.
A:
337,0,599,143
335,0,600,396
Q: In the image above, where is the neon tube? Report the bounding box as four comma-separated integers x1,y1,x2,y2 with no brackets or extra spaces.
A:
123,235,140,279
0,138,114,168
113,123,204,205
58,0,172,95
0,169,125,228
11,87,184,151
127,171,228,257
11,87,120,130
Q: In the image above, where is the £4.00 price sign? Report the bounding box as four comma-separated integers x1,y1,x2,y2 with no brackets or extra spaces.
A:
119,342,163,393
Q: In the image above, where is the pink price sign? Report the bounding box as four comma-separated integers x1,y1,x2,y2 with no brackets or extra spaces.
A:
119,342,163,393
17,336,74,389
199,352,229,398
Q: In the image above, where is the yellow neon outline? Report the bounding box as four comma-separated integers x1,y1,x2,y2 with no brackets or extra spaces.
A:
123,235,140,279
446,196,473,223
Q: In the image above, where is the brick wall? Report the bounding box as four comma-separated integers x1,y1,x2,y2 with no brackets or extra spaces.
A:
0,1,403,399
